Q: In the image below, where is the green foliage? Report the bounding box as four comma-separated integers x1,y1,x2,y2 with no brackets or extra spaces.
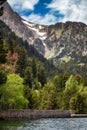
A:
0,69,7,84
62,75,87,113
23,74,87,113
24,86,40,109
53,73,69,92
0,69,86,113
69,94,85,113
63,75,79,109
38,65,46,86
24,67,33,87
81,87,87,113
32,58,37,78
40,82,57,110
23,58,46,89
64,76,78,96
16,46,28,77
0,73,28,109
5,38,14,53
0,33,7,64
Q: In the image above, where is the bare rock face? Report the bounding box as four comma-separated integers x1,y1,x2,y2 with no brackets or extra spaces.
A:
46,22,87,59
33,38,45,55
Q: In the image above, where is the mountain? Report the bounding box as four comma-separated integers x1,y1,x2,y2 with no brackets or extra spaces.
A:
0,2,48,56
0,2,87,77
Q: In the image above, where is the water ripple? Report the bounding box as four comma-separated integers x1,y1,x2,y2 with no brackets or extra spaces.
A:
0,118,87,130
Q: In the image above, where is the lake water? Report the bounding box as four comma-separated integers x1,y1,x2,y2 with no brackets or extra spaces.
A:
0,118,87,130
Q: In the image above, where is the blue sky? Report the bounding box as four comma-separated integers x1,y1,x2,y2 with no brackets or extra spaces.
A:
8,0,87,25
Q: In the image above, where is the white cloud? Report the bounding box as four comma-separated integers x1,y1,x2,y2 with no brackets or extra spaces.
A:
22,13,59,25
47,0,87,24
8,0,39,10
7,0,87,25
8,0,59,25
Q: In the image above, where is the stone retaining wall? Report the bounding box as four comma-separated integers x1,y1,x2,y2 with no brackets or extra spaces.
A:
71,114,87,118
0,110,75,120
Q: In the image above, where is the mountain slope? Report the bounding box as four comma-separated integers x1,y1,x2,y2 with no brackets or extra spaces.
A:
0,2,87,77
0,20,55,75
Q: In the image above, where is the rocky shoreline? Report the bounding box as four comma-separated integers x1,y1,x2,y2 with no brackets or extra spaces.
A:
71,114,87,118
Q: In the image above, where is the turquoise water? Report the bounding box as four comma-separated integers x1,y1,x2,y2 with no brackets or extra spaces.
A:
0,118,87,130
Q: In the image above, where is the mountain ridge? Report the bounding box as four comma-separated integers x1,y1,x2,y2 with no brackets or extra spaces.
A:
1,2,87,59
0,2,87,77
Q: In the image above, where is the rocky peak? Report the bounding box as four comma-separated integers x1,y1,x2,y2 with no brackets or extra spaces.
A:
0,2,37,42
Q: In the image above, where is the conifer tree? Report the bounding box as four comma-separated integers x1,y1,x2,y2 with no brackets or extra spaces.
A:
0,32,7,64
0,0,6,16
0,0,7,85
0,0,7,64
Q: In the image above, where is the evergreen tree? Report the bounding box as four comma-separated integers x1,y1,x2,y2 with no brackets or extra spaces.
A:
0,0,7,64
63,75,79,109
32,58,37,78
24,67,33,88
16,46,28,77
70,94,85,114
0,0,7,86
0,32,7,64
0,69,7,84
53,73,69,92
0,0,6,16
38,65,46,86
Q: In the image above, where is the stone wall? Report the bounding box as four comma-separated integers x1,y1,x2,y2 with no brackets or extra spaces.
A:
0,110,75,120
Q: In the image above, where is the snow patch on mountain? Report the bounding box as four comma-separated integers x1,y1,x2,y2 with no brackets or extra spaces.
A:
22,19,48,55
22,20,34,27
22,20,47,38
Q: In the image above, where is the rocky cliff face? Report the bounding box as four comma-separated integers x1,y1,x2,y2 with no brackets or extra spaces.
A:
0,2,87,76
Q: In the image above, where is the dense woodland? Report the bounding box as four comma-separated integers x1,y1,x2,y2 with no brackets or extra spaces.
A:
0,0,87,114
